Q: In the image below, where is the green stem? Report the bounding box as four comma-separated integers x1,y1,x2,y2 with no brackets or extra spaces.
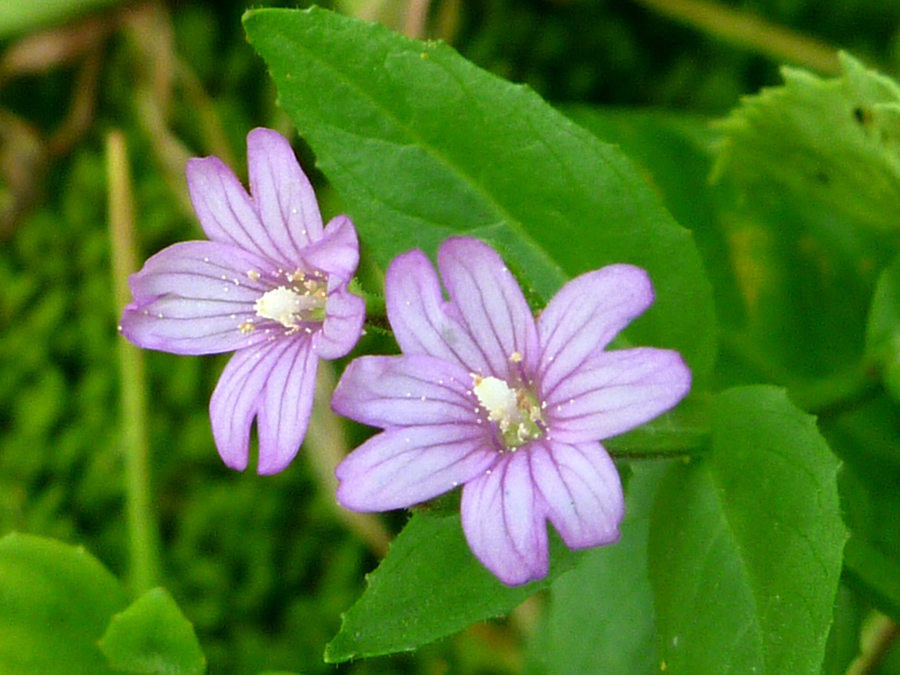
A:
350,278,393,336
304,363,392,558
792,367,883,421
845,613,899,675
611,447,707,462
721,331,883,420
631,0,840,74
106,130,161,595
350,277,386,317
403,0,431,38
607,396,710,461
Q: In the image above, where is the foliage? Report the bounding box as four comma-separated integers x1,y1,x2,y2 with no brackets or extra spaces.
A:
2,0,900,673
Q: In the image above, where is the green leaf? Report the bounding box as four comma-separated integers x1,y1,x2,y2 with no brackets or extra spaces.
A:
829,430,900,622
99,587,206,675
530,465,665,675
0,0,126,38
324,512,580,662
243,7,715,385
844,537,900,622
560,109,744,329
714,52,900,233
604,392,709,458
821,585,866,675
865,253,900,351
573,107,887,391
866,253,900,402
0,532,127,675
648,386,846,675
564,108,723,259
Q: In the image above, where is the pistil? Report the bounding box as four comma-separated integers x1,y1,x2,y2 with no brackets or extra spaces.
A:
472,374,544,449
247,270,328,333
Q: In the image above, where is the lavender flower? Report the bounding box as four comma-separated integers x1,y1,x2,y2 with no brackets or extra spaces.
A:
332,237,690,585
120,128,365,474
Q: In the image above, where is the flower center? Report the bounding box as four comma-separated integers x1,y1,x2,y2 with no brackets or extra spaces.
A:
249,270,328,332
254,286,322,326
472,375,544,449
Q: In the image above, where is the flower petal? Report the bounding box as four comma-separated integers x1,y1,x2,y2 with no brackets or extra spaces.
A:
335,424,496,511
120,241,271,355
461,452,548,585
530,440,623,549
332,355,478,428
545,348,692,443
256,338,319,475
186,154,283,265
438,237,539,379
247,127,324,260
209,335,313,473
314,287,365,360
538,265,655,396
303,216,360,284
386,248,493,374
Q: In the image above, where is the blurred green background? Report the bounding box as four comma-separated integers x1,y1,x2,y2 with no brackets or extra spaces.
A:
2,0,900,673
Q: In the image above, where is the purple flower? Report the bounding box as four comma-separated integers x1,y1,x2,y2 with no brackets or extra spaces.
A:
332,237,691,585
120,128,365,475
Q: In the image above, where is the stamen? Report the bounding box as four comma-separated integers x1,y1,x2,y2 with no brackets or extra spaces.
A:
472,376,518,423
472,374,544,449
254,284,326,329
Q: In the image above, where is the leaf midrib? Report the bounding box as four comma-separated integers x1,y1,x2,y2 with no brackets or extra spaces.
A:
250,8,634,272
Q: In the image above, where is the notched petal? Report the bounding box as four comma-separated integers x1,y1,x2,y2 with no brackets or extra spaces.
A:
538,265,654,394
332,354,476,428
247,127,324,258
119,241,271,355
531,440,623,549
209,336,314,474
186,155,279,261
438,237,539,379
256,338,318,475
460,453,549,586
304,215,360,284
335,425,496,511
120,298,263,355
546,348,692,443
386,248,493,374
127,241,269,300
314,287,365,360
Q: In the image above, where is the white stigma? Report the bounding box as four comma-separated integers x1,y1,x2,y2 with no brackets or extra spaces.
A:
472,376,519,424
472,374,545,449
254,285,324,329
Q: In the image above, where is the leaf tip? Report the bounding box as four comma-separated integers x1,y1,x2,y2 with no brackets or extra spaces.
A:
323,636,354,664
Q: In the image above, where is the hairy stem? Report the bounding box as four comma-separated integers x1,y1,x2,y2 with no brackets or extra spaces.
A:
404,0,431,38
846,613,899,675
107,129,161,595
632,0,840,74
305,362,392,557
